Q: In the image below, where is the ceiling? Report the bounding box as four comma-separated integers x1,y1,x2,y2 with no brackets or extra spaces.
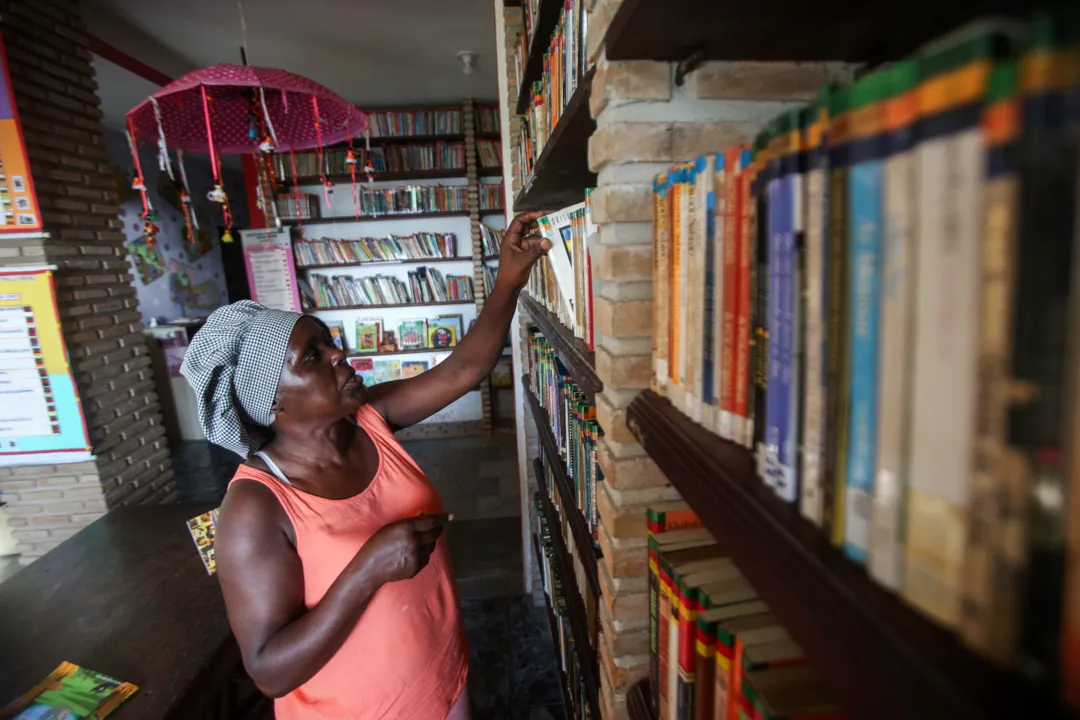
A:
89,0,500,128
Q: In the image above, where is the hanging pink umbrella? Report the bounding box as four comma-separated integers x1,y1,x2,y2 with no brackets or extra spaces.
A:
126,63,367,154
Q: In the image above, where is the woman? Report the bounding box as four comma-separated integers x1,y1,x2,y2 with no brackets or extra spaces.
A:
181,212,548,720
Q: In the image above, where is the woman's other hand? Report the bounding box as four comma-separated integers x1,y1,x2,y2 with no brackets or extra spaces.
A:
362,514,448,584
497,210,551,291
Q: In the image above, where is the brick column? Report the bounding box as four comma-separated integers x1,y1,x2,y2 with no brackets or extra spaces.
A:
0,0,174,565
584,2,854,714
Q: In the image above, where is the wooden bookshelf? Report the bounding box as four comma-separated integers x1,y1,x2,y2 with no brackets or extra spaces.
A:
513,68,597,212
514,0,564,115
531,531,578,715
304,300,474,313
604,0,1030,65
520,292,602,400
532,474,601,719
625,390,1054,720
281,168,502,186
627,679,655,720
365,132,500,145
282,210,472,226
346,346,455,359
297,256,499,271
524,379,601,599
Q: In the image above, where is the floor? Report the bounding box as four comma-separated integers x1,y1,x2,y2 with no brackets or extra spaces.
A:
170,436,565,719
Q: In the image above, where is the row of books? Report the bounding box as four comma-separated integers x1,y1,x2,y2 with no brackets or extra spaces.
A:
527,195,597,348
515,0,590,182
476,106,500,135
348,356,440,384
308,267,474,308
477,139,502,169
357,185,467,215
367,108,463,137
647,507,843,720
368,143,467,173
327,315,464,354
275,193,319,220
528,333,602,543
535,495,598,720
478,184,504,211
480,223,502,256
293,232,459,267
649,13,1080,685
483,265,497,296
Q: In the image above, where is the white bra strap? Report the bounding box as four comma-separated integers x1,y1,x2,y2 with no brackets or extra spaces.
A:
254,450,292,485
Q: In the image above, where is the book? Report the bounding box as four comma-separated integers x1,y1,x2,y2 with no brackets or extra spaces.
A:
348,357,376,386
490,356,513,387
373,359,402,384
6,661,138,719
398,319,428,349
355,318,382,353
327,322,347,352
740,664,844,720
428,324,457,349
433,313,464,339
186,508,219,575
401,360,429,379
654,172,672,395
647,502,703,535
717,149,737,440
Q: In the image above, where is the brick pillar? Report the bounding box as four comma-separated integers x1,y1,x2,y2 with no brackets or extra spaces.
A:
584,2,855,714
0,0,175,565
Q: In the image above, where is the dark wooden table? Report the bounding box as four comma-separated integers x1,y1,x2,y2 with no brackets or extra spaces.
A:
0,503,252,719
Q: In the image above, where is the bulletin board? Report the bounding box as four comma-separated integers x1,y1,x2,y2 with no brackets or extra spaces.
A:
0,33,42,233
0,267,92,466
240,228,302,312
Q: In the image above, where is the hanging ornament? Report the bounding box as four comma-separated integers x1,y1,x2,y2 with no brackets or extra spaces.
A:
345,148,357,166
150,98,174,180
141,209,161,246
222,228,235,243
207,184,228,203
131,177,146,192
259,135,276,153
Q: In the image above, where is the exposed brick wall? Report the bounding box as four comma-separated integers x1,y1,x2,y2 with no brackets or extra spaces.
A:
0,0,174,564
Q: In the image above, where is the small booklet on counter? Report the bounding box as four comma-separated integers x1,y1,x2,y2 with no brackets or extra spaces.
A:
186,508,220,575
3,661,138,719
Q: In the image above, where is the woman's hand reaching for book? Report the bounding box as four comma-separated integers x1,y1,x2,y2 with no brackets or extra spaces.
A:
497,210,551,291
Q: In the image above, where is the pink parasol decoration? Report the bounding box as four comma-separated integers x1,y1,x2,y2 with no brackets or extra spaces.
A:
126,63,366,154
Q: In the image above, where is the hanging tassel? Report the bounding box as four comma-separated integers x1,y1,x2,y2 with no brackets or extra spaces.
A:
258,86,279,151
312,94,333,210
150,97,174,180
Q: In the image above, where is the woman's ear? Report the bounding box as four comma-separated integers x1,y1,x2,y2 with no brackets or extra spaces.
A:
269,398,282,425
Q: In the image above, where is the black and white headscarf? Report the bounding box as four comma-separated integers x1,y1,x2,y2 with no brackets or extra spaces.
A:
180,300,303,458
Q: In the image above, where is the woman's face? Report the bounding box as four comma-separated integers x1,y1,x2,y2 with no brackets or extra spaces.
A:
272,317,366,427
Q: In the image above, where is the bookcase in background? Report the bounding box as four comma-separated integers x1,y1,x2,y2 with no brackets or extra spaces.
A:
270,100,511,438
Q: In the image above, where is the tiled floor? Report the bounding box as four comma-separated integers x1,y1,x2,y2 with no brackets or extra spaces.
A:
170,437,564,719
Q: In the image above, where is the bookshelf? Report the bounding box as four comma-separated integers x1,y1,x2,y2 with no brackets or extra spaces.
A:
512,69,597,212
625,391,1052,720
297,256,499,271
281,168,502,185
303,300,474,313
514,0,564,114
524,379,600,598
530,531,578,714
519,293,601,400
281,210,472,227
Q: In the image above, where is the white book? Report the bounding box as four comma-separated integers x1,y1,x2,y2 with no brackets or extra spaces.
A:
687,156,713,425
654,176,671,395
710,156,727,436
904,126,984,628
801,134,827,525
537,203,586,329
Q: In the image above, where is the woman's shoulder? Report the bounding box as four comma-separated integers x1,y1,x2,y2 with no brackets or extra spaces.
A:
219,470,296,545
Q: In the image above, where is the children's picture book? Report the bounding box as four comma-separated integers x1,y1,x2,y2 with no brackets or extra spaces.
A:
348,357,376,386
433,313,464,339
6,661,138,719
327,322,346,351
401,359,430,379
490,355,513,387
428,325,457,349
398,319,428,349
186,508,219,575
355,318,382,354
374,359,402,384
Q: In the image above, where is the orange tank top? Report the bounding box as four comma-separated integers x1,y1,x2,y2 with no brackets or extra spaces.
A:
227,404,468,720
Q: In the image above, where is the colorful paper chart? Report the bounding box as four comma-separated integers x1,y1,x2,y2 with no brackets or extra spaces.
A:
240,228,301,312
0,33,42,234
0,267,92,466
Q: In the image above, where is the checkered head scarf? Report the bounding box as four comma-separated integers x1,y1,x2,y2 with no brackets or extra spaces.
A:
181,300,303,458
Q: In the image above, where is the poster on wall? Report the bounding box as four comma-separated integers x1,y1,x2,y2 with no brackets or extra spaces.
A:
0,34,42,234
0,267,92,466
240,228,301,312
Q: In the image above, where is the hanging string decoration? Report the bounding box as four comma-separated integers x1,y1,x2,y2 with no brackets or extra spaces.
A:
346,135,361,220
175,149,198,246
312,95,334,210
125,119,159,247
200,85,234,242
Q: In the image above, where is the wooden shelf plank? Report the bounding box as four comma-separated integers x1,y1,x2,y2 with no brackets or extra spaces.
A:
625,390,1054,720
627,679,655,720
281,167,502,186
345,346,455,359
533,479,601,719
297,256,498,271
304,300,474,313
514,0,564,115
524,378,601,599
604,0,1032,64
520,293,601,399
530,530,578,715
513,69,598,213
282,210,472,226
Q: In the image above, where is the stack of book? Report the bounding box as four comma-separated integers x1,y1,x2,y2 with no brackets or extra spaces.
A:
476,105,500,134
408,267,474,303
477,139,502,169
527,196,597,347
365,142,467,173
293,232,458,267
480,223,502,256
515,0,589,177
647,505,843,720
479,183,506,211
367,108,463,137
342,314,464,354
275,193,318,220
347,356,441,384
528,333,602,541
357,184,467,215
648,13,1080,680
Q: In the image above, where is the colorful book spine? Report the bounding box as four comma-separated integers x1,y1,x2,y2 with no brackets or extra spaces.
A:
777,112,804,504
719,149,739,440
869,60,919,589
750,135,771,464
685,157,709,424
843,71,888,563
735,149,755,448
669,166,687,410
763,120,784,488
654,174,671,394
703,155,723,432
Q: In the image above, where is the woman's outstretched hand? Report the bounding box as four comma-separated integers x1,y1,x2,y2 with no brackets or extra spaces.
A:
497,210,552,291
